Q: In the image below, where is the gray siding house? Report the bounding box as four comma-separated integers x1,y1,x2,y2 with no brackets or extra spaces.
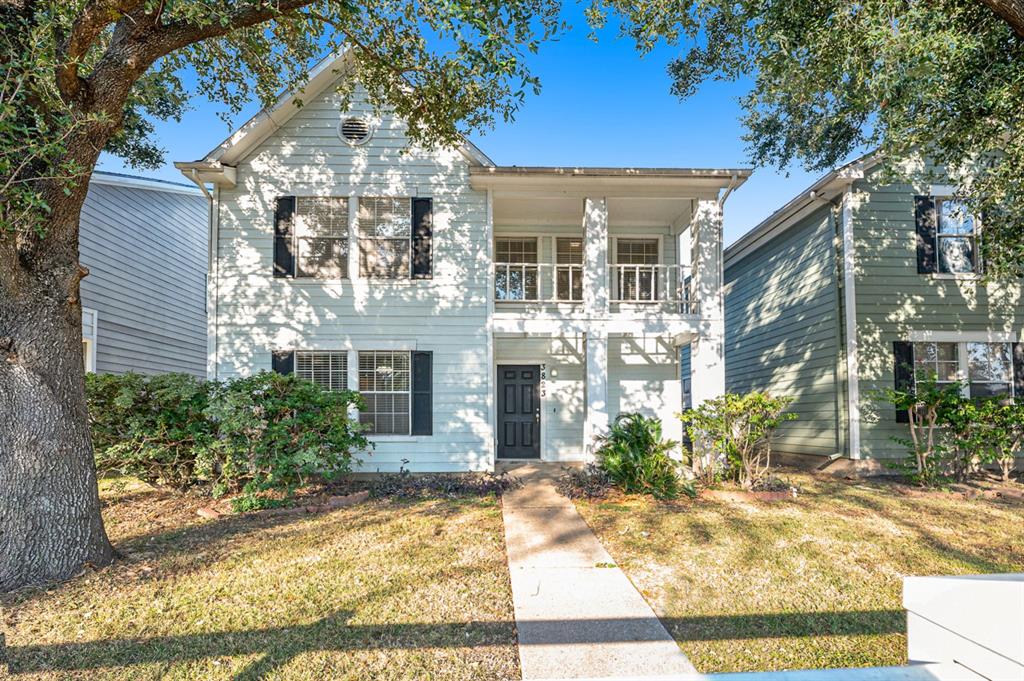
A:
80,172,208,376
722,157,1024,468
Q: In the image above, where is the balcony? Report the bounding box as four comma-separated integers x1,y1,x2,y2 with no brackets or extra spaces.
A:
492,262,696,315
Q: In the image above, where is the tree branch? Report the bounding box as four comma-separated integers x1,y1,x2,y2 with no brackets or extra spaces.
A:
55,0,144,103
975,0,1024,37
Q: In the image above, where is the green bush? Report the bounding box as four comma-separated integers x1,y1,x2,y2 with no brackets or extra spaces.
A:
85,371,369,509
595,413,693,500
203,372,369,510
86,372,213,489
678,392,796,488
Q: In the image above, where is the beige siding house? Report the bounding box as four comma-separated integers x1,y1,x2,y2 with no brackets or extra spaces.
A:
177,53,749,472
722,155,1024,468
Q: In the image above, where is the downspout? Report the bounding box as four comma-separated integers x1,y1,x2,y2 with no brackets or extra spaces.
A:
184,170,218,380
718,172,740,208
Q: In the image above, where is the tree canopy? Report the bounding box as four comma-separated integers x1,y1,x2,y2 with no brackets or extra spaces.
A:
657,0,1024,277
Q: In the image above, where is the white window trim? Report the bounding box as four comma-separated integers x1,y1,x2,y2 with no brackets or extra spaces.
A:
357,349,413,437
907,330,1018,343
82,307,98,373
932,195,981,278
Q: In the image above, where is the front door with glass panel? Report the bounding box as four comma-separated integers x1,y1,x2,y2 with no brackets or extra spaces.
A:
497,365,541,459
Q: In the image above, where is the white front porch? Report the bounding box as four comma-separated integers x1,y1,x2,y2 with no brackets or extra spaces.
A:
475,166,743,461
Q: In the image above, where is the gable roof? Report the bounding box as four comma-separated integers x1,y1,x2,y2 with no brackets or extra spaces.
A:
174,50,494,186
724,152,878,268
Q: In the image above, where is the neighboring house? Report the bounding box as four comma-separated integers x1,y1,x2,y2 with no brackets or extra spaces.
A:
80,172,208,376
721,155,1024,469
176,52,749,473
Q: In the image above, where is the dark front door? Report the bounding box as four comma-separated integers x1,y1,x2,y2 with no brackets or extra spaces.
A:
497,365,541,459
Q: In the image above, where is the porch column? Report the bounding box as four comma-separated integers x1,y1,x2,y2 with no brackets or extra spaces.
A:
582,197,609,317
690,198,725,406
584,329,609,458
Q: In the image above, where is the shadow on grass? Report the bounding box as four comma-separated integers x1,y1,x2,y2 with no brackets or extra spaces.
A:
4,610,903,679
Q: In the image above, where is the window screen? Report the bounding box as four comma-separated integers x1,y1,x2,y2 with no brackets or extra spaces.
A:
296,351,349,391
359,198,411,278
358,351,411,434
295,197,349,278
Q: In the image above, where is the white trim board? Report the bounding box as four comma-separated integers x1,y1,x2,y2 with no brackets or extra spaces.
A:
840,192,862,460
907,330,1020,343
91,171,201,195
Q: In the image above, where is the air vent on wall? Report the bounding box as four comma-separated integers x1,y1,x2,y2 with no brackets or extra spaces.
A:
339,116,372,145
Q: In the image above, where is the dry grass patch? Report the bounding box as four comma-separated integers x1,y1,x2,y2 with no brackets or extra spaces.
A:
1,478,519,680
573,470,1024,674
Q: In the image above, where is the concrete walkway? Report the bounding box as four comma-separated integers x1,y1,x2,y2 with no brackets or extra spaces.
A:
501,462,699,680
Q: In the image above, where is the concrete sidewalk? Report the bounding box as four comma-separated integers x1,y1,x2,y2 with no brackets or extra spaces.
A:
501,463,699,680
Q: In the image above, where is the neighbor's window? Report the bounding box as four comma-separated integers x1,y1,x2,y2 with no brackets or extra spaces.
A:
913,340,1014,399
556,237,583,302
359,197,411,278
295,197,349,278
966,342,1013,398
495,237,539,301
935,198,979,275
913,341,959,387
358,351,411,435
82,307,97,373
616,238,659,301
296,351,348,391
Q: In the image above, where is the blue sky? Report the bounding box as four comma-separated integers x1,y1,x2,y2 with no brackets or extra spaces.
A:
96,15,825,246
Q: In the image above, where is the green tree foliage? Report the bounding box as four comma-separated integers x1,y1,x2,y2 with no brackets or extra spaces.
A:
678,392,796,488
651,0,1024,278
86,372,369,510
595,412,693,499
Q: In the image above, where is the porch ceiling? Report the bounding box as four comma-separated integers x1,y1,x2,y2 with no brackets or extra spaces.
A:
492,195,692,228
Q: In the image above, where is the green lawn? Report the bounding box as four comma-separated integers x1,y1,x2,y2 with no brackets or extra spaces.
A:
573,471,1024,674
1,478,519,680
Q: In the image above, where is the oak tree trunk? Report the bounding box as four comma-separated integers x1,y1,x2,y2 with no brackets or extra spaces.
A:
0,140,115,591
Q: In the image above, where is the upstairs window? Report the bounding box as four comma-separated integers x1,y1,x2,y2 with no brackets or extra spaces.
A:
295,197,349,279
556,237,583,302
616,238,659,301
359,198,411,278
495,238,539,301
936,198,978,274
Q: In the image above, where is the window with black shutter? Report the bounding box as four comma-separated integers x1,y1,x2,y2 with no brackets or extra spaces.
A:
274,197,296,277
272,350,295,375
411,351,433,435
893,341,914,423
412,198,433,279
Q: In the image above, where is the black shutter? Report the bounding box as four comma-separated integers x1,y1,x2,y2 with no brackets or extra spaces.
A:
274,196,296,278
411,351,432,435
411,197,432,280
272,350,294,375
914,195,937,274
1013,343,1024,398
893,341,914,423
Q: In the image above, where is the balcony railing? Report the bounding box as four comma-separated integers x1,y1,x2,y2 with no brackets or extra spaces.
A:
493,262,695,313
494,263,583,303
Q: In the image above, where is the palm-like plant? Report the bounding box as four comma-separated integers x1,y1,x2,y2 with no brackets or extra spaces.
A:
595,413,693,499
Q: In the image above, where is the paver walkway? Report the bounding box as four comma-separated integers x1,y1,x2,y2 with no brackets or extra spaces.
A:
501,462,699,680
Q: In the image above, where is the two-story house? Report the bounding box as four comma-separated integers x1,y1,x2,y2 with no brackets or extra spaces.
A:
176,52,749,472
80,171,208,376
722,154,1024,471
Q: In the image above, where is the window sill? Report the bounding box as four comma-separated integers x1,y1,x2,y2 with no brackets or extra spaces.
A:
930,272,981,281
367,435,420,443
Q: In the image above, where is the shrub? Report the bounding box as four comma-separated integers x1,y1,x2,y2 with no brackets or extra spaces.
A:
556,463,613,499
86,372,213,490
595,413,693,499
86,371,369,509
678,392,796,488
201,372,369,510
879,378,972,485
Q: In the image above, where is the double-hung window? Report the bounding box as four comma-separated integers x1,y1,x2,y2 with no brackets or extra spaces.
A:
935,198,979,275
912,341,1014,399
556,237,583,302
295,351,348,391
616,238,659,301
295,197,349,279
495,238,539,301
359,197,411,278
358,351,411,435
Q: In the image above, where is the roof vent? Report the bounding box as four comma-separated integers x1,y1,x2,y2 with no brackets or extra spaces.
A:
339,116,372,145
